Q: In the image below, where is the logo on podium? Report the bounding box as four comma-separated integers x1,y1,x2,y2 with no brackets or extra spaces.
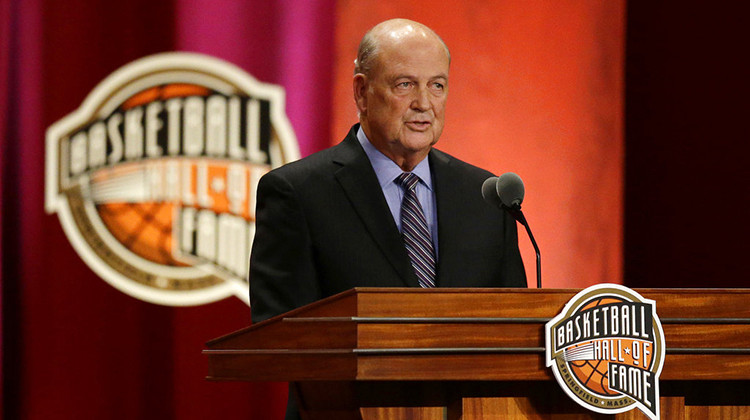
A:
545,284,665,420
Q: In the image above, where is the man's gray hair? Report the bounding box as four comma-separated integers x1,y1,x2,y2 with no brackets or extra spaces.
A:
354,31,379,75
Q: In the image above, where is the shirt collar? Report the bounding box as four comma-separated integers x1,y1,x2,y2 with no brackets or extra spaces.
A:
357,126,433,190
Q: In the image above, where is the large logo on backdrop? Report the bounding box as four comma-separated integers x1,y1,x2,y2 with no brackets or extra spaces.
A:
45,52,299,306
545,284,665,420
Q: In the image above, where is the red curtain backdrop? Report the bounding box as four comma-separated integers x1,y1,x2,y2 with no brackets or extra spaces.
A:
1,0,11,408
2,1,335,419
2,1,623,419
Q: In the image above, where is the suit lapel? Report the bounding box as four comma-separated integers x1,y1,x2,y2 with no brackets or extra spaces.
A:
430,150,462,288
332,127,420,288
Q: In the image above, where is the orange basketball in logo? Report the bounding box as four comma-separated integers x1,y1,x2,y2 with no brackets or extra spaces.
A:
96,202,180,265
569,350,617,396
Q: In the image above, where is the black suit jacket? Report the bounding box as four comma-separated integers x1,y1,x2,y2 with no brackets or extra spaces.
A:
249,124,526,323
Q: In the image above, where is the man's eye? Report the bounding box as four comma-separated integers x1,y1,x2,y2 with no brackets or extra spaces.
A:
397,82,411,88
432,82,444,90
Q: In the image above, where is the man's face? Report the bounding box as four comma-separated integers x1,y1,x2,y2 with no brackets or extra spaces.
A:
356,34,450,164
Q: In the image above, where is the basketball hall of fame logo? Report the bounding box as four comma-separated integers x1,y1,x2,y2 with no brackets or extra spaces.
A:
45,53,299,306
545,284,665,420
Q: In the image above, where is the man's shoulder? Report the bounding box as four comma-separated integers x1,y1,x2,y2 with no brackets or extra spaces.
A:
430,148,495,181
261,125,362,184
270,144,339,176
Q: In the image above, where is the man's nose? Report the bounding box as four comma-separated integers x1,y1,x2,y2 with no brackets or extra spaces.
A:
410,87,431,111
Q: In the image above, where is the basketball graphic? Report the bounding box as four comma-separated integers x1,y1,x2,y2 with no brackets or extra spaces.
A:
97,201,180,266
546,284,665,420
45,53,300,306
567,342,615,396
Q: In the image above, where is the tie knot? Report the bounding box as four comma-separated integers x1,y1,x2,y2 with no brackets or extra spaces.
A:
396,172,420,191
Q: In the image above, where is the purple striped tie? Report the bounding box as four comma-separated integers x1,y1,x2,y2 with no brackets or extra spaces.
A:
396,172,436,288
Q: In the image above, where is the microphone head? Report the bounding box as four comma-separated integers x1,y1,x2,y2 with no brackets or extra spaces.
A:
481,177,503,207
496,172,525,208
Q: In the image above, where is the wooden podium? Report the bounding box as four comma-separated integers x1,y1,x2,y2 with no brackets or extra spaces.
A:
205,288,750,419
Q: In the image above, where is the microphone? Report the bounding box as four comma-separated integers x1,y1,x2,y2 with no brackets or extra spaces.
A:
482,173,542,288
495,172,525,209
481,177,503,207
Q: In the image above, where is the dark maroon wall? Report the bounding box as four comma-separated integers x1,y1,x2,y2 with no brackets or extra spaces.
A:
624,3,749,288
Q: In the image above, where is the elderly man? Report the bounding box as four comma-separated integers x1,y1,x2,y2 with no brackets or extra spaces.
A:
250,17,526,321
249,18,526,418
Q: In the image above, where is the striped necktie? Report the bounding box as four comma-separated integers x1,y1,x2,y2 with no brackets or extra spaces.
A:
395,172,436,288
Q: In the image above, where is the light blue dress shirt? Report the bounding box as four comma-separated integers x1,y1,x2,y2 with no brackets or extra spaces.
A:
357,127,438,256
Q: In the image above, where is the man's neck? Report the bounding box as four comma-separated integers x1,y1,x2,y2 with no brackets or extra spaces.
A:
356,126,430,172
388,151,429,172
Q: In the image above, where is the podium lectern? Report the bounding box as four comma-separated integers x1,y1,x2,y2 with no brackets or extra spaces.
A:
205,288,750,419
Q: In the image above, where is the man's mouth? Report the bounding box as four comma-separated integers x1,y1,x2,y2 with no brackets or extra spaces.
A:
406,120,431,130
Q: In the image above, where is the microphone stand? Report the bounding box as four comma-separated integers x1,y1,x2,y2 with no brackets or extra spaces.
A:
505,205,541,289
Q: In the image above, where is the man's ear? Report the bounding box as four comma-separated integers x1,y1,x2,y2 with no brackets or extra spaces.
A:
353,74,367,114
